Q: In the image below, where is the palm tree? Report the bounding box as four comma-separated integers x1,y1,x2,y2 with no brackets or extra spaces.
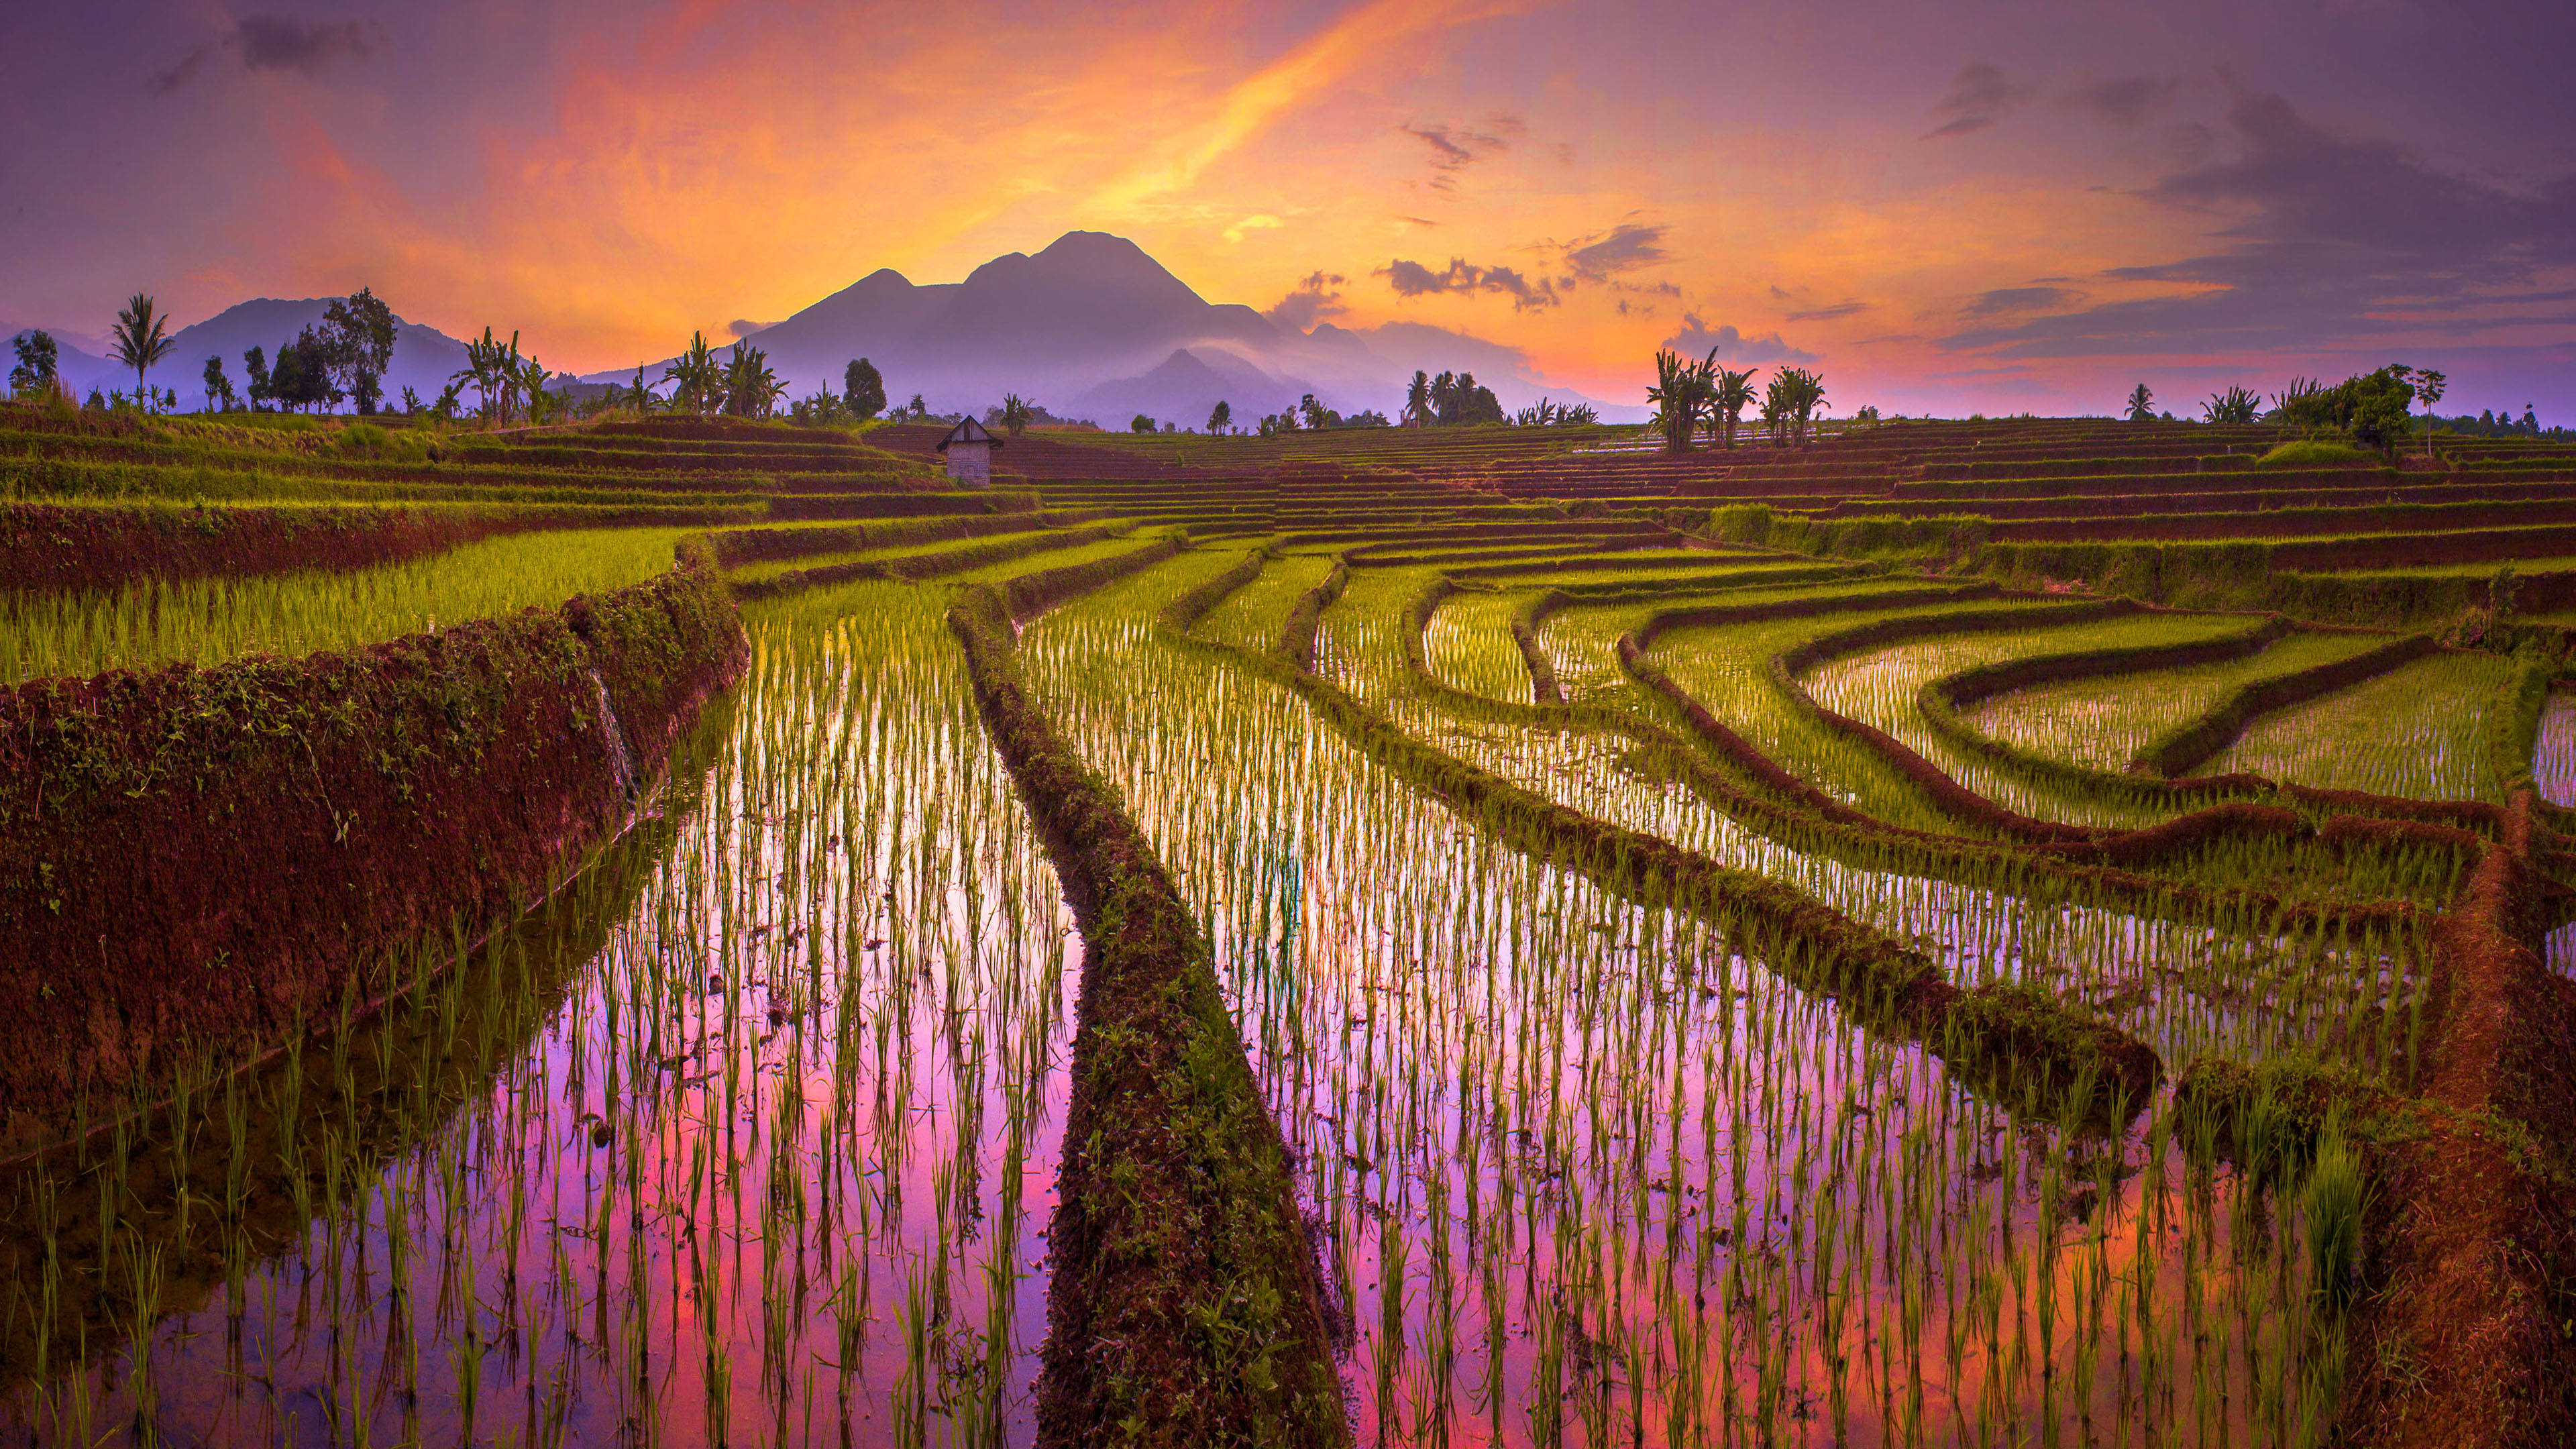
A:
1403,370,1432,427
1760,372,1797,446
999,394,1032,437
720,341,782,417
663,332,720,415
1706,366,1760,449
1206,399,1232,435
2125,383,2155,422
518,354,559,425
745,350,788,418
1776,367,1827,445
1644,349,1713,455
449,327,521,426
2412,368,2447,458
2200,386,2261,426
109,293,179,411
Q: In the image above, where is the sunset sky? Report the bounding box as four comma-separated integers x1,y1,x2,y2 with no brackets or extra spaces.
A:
5,0,2571,418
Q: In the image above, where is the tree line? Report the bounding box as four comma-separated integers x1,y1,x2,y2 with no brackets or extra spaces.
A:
1645,348,1826,455
1114,372,1595,440
2119,366,2561,451
5,287,929,433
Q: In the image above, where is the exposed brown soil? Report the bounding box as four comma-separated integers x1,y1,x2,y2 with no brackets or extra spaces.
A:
2338,796,2576,1448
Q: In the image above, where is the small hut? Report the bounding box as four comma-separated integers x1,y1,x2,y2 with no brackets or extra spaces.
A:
936,416,1002,488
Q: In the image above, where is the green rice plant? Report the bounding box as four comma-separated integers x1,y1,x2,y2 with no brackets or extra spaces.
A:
0,568,1083,1444
2302,1116,2367,1311
1970,628,2412,773
1006,544,2388,1444
2187,647,2519,799
2256,440,2373,468
1801,608,2258,828
1195,549,1338,653
6,420,2546,1445
2,527,697,682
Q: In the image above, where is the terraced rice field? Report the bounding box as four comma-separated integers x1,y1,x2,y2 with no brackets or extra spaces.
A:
5,409,2573,1447
1970,631,2400,775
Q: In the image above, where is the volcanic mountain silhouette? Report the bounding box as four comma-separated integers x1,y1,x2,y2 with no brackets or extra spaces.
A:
606,230,1613,423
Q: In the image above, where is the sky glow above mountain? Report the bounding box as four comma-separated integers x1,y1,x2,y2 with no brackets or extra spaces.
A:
5,0,2571,418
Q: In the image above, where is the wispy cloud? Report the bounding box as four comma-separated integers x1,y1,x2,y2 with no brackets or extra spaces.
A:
1961,286,2077,317
1087,0,1536,215
2061,75,2181,127
1941,91,2576,359
1662,314,1818,364
1267,270,1348,330
1406,122,1511,175
1379,256,1559,310
1924,60,2031,139
150,13,383,95
1556,222,1668,282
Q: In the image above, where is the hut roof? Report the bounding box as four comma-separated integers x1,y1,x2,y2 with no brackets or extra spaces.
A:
936,417,1002,452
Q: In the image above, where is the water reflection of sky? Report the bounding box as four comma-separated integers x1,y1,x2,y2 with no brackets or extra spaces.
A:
1024,557,2350,1446
3,587,1081,1448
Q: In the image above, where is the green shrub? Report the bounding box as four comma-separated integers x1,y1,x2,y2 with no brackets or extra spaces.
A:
2304,1118,2367,1309
2256,439,2371,468
1711,504,1773,544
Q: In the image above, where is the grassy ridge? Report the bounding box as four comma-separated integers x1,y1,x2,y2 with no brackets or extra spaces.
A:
0,539,749,1155
946,562,1344,1446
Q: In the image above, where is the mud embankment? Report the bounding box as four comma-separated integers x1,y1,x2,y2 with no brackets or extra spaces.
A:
0,539,749,1155
946,551,1344,1446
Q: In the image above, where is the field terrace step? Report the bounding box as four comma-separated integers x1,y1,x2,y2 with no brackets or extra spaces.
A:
3,430,925,498
1348,538,1679,568
1028,483,1275,504
1272,508,1564,534
1891,468,2405,501
444,443,902,474
1966,498,2576,543
865,423,1224,479
765,490,1045,520
1061,493,1272,511
1287,519,1676,547
2247,525,2576,570
1815,478,2576,521
1672,476,1907,500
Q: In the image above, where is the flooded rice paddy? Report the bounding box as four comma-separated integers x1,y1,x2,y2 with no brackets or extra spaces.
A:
2,549,2459,1445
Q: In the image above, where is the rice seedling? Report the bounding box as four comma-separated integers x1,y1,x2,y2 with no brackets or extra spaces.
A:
1,527,698,684
1968,629,2420,775
1198,549,1338,653
1008,545,2407,1445
0,573,1079,1445
2198,651,2522,800
1801,609,2257,828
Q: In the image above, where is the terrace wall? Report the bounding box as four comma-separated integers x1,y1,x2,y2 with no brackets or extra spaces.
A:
0,500,752,594
0,541,750,1155
946,557,1344,1444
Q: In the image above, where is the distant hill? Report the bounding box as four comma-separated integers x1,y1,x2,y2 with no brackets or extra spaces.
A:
15,231,1630,421
17,302,471,407
586,231,1629,425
